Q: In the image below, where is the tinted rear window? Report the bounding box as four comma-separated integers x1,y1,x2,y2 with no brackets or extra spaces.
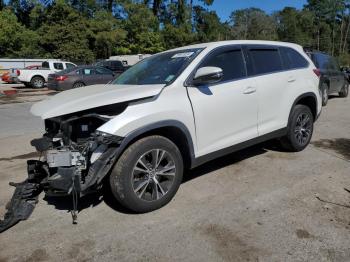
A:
312,53,331,70
96,67,113,75
280,47,308,70
201,49,246,82
110,61,124,70
66,63,76,69
249,49,283,75
54,63,64,70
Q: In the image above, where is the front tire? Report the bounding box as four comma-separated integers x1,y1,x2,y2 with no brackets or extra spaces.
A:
110,136,184,213
280,105,314,152
339,82,349,98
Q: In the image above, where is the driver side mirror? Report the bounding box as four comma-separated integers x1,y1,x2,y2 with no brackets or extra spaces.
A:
192,66,223,86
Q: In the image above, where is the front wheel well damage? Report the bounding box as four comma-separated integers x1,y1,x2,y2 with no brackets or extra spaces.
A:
116,126,194,171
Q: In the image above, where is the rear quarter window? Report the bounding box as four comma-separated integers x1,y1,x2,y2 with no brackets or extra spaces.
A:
66,63,76,69
312,53,331,70
280,47,309,70
42,62,49,69
248,48,283,75
54,63,64,70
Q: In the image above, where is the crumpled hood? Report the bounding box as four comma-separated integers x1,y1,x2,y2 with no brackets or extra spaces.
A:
31,84,165,119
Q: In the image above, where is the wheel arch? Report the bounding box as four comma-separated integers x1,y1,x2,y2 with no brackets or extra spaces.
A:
115,120,195,170
321,78,330,89
30,75,45,82
290,92,318,122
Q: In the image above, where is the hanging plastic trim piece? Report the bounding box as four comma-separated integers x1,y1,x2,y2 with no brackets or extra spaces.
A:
0,180,42,233
0,160,46,233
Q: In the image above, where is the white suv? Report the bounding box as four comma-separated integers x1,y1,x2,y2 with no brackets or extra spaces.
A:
27,40,321,213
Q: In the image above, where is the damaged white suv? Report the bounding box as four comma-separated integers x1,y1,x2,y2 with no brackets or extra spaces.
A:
11,41,323,217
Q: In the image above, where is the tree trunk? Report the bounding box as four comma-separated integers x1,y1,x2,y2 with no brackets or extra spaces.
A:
317,25,320,51
340,11,344,54
177,0,186,25
189,0,193,31
343,16,350,53
152,0,162,17
107,0,113,13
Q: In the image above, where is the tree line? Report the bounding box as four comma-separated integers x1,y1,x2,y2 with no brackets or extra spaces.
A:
1,0,350,65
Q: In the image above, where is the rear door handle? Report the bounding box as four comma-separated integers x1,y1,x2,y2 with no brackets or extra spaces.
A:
243,86,256,94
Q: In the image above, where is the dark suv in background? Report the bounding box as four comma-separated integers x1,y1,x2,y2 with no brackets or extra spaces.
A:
306,51,349,106
95,60,131,76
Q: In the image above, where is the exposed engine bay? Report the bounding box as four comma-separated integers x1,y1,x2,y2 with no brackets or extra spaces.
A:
0,104,127,232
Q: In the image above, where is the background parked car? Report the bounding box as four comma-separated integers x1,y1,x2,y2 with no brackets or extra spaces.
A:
94,60,131,76
1,69,18,83
1,65,42,83
306,51,349,105
17,60,76,88
341,66,350,82
47,66,115,91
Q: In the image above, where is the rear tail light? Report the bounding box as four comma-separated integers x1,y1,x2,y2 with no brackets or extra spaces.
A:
16,70,20,76
55,75,68,81
313,68,321,78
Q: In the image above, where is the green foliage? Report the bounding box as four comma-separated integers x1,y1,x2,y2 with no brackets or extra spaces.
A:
194,6,229,42
230,8,278,40
37,0,94,62
276,8,315,47
1,0,350,63
0,8,42,58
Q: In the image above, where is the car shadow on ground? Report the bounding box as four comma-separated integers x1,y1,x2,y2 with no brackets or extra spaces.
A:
42,140,283,215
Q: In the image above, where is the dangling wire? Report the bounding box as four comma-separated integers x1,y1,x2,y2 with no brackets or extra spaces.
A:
71,176,78,224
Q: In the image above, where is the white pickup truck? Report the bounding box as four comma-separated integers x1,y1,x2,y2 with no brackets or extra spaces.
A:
18,60,77,88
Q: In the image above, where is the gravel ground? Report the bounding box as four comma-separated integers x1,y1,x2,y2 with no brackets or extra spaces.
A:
0,95,349,262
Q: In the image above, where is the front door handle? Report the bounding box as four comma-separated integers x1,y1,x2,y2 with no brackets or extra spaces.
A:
288,77,296,83
243,86,256,94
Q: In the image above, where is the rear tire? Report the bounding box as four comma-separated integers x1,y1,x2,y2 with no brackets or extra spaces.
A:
73,82,85,88
280,105,314,152
321,83,329,106
109,136,184,213
30,76,45,89
339,82,349,98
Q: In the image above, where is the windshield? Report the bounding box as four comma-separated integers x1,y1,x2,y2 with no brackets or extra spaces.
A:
112,48,203,85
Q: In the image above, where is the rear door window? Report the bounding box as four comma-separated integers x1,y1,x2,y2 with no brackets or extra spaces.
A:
200,49,246,82
280,47,309,70
54,63,64,70
248,48,283,75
